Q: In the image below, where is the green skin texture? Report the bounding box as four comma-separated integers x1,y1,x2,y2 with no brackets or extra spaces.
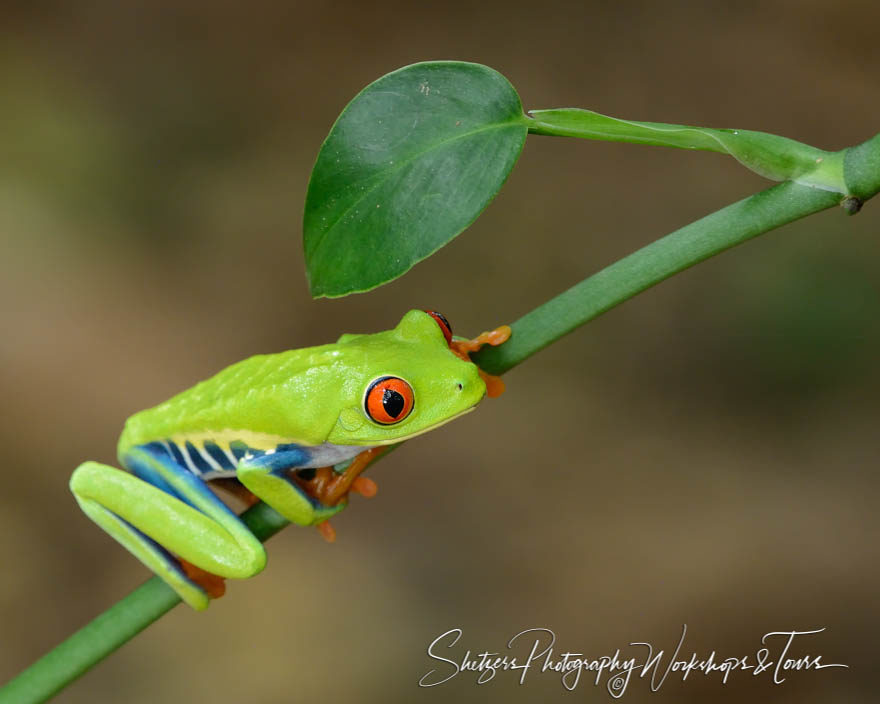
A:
70,310,486,610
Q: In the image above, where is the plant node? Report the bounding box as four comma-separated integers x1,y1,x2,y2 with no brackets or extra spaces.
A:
841,196,863,215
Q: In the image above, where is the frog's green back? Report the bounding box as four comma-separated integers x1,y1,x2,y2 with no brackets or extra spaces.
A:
118,343,344,454
117,310,488,458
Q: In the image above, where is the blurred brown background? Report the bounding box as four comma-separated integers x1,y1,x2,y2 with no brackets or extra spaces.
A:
1,1,878,702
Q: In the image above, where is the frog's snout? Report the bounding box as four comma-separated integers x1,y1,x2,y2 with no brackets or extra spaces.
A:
453,379,476,402
453,366,486,401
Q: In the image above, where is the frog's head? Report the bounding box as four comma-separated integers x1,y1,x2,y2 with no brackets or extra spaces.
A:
326,310,486,446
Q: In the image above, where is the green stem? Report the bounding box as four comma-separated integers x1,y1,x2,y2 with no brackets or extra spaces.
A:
3,133,877,704
473,180,842,375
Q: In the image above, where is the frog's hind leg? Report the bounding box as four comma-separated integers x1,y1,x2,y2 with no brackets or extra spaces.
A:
70,447,266,610
71,464,211,610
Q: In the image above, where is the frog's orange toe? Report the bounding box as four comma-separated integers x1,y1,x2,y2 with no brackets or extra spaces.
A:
449,325,512,386
480,370,506,398
317,520,337,543
484,325,512,346
352,476,378,498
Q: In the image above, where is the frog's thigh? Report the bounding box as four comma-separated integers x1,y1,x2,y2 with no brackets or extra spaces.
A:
71,462,214,609
71,459,265,591
237,450,345,526
122,447,267,577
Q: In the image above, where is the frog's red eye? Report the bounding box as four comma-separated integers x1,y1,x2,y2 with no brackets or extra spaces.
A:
364,376,414,425
424,310,453,346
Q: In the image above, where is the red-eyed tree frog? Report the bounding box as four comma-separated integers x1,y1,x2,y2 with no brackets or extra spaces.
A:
70,310,509,610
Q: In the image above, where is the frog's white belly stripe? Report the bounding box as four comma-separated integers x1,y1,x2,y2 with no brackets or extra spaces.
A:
256,442,366,469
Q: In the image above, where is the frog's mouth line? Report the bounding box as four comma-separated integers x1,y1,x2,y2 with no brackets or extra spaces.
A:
370,403,479,446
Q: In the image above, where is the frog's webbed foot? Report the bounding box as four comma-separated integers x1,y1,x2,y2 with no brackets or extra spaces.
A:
310,476,378,543
293,447,385,542
296,448,384,505
449,324,511,398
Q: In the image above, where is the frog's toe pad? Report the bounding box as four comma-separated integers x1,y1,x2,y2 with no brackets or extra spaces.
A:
317,520,337,543
351,476,378,498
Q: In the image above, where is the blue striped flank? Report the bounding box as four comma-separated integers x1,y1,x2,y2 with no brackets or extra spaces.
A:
204,441,235,470
184,441,213,474
168,441,188,468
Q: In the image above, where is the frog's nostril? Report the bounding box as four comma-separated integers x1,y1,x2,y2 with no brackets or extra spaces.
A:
456,382,464,392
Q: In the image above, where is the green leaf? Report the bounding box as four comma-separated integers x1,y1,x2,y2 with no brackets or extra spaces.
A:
303,61,527,298
528,108,847,193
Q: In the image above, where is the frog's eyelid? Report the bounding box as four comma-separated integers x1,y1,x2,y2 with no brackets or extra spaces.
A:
424,310,453,346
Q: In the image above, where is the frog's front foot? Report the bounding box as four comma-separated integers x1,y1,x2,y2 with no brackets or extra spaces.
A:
311,476,378,543
449,324,511,398
294,447,385,541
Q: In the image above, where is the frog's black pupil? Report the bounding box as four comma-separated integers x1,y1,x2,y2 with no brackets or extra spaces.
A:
296,468,316,481
382,388,405,418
